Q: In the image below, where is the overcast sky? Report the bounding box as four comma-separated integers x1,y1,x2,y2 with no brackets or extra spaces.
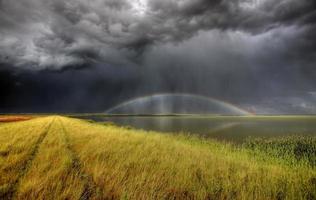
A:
0,0,316,113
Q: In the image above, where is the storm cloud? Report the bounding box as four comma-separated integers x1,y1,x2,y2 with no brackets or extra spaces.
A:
0,0,315,113
0,0,315,68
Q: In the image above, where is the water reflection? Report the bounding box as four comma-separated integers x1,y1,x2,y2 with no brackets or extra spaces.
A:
76,116,316,142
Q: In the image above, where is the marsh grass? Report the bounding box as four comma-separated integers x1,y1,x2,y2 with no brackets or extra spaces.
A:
0,116,315,200
243,136,316,167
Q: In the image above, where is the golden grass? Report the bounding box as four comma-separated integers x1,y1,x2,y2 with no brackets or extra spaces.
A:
15,119,85,200
0,117,51,198
0,116,315,200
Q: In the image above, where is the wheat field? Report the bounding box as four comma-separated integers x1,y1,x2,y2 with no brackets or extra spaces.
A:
0,116,315,200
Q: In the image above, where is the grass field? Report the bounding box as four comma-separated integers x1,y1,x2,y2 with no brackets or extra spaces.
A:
0,116,315,200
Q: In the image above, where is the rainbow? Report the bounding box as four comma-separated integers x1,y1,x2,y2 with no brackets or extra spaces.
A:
106,93,253,115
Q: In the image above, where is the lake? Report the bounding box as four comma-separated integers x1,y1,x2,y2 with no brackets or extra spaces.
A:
74,115,316,143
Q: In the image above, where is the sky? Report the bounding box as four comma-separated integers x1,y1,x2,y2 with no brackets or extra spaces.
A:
0,0,316,114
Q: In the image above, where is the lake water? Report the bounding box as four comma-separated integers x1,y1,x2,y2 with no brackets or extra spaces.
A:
75,115,316,143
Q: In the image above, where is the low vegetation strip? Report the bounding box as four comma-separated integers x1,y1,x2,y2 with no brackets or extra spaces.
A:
0,116,315,200
0,117,52,199
0,116,32,123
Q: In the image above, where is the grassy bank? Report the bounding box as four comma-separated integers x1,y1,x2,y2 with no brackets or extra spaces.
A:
0,116,315,199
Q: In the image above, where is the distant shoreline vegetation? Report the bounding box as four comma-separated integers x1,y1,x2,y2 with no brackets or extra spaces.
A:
3,113,316,117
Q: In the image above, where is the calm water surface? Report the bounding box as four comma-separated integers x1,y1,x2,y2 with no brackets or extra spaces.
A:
76,115,316,142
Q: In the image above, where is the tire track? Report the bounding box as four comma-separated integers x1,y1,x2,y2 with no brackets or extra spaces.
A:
1,118,54,200
58,118,101,200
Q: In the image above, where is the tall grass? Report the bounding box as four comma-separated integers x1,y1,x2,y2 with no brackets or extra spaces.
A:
0,116,315,200
62,117,316,200
244,136,316,167
0,117,51,198
15,119,85,200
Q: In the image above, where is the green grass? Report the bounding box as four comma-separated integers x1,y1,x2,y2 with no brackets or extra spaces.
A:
0,116,315,199
243,136,316,167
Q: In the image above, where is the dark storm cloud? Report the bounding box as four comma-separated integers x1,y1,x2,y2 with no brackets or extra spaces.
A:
0,63,142,112
0,0,316,113
0,0,315,69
